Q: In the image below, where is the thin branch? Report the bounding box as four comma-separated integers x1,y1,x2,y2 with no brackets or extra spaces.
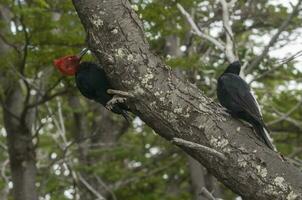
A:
277,49,302,64
177,3,225,51
219,0,237,63
12,68,69,109
267,98,302,126
282,117,302,130
172,138,226,160
95,176,117,200
249,51,302,83
289,147,302,158
78,173,106,200
57,98,67,144
0,159,9,181
0,142,7,151
26,89,69,109
112,158,180,190
248,64,283,84
269,107,302,131
17,0,31,75
245,0,302,74
228,0,238,8
44,76,65,95
0,99,21,121
0,32,21,54
200,187,217,200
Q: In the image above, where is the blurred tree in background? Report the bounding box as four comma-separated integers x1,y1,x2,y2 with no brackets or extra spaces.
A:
0,0,301,199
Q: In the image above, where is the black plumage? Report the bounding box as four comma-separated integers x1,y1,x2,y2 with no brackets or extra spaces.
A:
75,61,129,120
217,61,276,151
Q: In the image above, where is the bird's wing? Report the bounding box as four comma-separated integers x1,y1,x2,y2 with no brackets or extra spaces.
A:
76,64,113,105
75,73,97,100
220,74,263,121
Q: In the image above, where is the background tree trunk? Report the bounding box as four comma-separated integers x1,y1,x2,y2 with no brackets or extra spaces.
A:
3,85,38,200
0,4,38,200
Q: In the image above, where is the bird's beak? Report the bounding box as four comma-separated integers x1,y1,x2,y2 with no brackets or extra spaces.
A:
78,48,89,59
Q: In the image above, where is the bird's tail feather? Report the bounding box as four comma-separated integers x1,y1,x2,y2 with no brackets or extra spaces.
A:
253,122,277,152
121,111,132,124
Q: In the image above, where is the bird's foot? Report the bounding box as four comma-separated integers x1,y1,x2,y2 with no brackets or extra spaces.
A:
106,96,126,110
106,89,134,110
221,109,231,117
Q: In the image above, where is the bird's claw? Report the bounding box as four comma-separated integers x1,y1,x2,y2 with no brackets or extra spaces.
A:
105,89,133,111
106,96,127,110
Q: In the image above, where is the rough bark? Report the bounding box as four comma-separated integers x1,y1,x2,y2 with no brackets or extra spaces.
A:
72,0,302,199
164,35,220,199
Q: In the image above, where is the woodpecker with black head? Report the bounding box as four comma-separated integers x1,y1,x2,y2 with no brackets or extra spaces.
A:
217,61,276,151
53,48,130,121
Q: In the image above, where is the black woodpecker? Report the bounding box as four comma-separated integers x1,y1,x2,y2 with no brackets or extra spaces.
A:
217,61,276,151
53,48,130,121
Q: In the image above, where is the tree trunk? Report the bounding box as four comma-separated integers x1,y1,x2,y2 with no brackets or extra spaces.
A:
0,4,38,200
3,87,38,200
72,1,302,199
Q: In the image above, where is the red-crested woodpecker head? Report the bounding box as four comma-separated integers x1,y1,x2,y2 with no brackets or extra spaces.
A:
53,48,88,76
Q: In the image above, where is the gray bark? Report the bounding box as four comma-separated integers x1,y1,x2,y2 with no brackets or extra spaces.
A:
72,0,302,199
188,156,206,200
164,35,219,200
3,87,38,200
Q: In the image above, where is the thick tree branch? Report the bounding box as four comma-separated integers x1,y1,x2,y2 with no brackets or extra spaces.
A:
72,0,302,199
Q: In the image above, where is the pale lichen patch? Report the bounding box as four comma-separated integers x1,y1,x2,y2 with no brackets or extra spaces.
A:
131,5,139,11
184,113,190,118
150,101,156,107
256,165,267,178
91,14,103,28
266,185,279,195
127,54,134,61
174,107,183,114
154,91,160,96
141,71,154,89
210,136,229,149
264,177,299,199
274,177,286,191
236,127,241,132
134,85,145,95
116,48,126,58
198,124,204,129
111,28,118,34
287,191,298,200
238,157,247,167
